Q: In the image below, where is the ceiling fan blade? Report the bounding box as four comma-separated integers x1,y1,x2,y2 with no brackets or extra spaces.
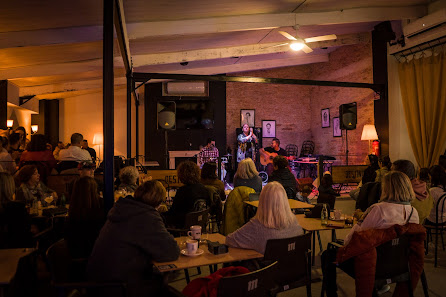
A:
302,44,313,53
304,34,337,43
278,31,297,41
261,42,289,49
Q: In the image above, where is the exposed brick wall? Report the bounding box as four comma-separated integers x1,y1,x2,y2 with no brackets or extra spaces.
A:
226,33,374,165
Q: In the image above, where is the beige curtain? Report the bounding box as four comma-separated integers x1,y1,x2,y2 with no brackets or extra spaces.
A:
398,51,446,168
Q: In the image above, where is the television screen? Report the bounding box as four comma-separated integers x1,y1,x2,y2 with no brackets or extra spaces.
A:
175,100,214,129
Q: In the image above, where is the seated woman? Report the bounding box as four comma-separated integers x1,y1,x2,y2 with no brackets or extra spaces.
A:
425,165,446,225
322,171,420,297
225,182,303,254
318,173,340,210
65,176,105,259
163,161,211,228
375,155,391,183
87,181,179,297
233,158,262,193
116,166,140,193
201,162,226,202
15,165,57,204
19,133,57,172
269,156,297,200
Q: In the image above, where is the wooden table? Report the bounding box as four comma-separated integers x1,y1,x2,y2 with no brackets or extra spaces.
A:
244,199,314,209
296,214,352,264
0,248,35,291
153,233,263,273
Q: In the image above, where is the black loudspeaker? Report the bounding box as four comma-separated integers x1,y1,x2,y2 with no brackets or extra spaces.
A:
339,102,357,130
157,101,176,130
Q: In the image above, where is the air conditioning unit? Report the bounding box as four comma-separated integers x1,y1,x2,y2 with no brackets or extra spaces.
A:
403,8,446,38
162,81,208,97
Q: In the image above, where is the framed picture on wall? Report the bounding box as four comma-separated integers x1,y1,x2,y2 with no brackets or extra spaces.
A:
321,108,330,128
241,109,255,127
333,117,342,137
262,120,276,138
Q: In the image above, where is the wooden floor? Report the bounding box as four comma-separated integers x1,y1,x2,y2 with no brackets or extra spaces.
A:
169,197,446,297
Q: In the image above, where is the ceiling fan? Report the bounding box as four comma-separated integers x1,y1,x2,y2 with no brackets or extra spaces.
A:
276,26,337,53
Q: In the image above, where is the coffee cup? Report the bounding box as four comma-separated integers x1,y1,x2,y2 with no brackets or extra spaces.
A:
334,209,342,220
186,239,198,255
187,225,202,240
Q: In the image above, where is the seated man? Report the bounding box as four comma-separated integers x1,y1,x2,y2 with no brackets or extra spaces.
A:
67,161,102,202
269,156,297,200
59,133,92,163
81,139,97,162
259,138,287,176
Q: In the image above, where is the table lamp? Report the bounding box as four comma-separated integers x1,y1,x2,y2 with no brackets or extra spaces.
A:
7,120,13,129
361,124,378,153
31,125,38,134
93,133,103,161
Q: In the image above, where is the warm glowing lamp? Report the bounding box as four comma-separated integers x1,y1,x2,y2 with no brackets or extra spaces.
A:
7,120,13,128
31,125,38,134
361,124,378,153
93,133,103,161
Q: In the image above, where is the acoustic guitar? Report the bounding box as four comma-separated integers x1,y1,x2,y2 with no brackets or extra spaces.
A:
260,151,294,166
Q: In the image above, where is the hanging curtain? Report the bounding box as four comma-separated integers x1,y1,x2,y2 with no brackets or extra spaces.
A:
398,51,446,168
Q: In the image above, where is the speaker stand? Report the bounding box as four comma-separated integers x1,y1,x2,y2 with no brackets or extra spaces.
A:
164,130,169,169
345,129,349,165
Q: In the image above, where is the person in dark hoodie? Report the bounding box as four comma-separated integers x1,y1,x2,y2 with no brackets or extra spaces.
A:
269,156,297,200
87,181,179,297
392,159,434,224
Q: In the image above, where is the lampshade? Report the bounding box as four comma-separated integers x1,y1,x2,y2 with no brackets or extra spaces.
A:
31,125,38,133
7,120,13,128
93,133,103,145
361,124,378,141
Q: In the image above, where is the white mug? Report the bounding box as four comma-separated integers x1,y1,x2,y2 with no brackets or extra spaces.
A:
187,225,202,240
186,239,198,254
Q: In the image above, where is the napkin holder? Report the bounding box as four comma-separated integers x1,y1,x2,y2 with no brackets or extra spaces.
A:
208,241,229,255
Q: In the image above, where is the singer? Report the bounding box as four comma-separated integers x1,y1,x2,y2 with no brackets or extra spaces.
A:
198,138,219,167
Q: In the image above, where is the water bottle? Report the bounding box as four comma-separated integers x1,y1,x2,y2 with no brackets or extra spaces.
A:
321,204,329,226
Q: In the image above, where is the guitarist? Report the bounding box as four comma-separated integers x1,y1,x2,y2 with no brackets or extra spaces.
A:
260,138,287,175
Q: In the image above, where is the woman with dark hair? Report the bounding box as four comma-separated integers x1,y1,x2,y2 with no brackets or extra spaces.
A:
269,156,297,200
362,154,380,184
15,165,57,204
88,181,179,297
201,162,226,202
164,161,210,228
425,165,446,225
19,134,57,171
65,176,105,258
14,126,29,151
375,155,391,183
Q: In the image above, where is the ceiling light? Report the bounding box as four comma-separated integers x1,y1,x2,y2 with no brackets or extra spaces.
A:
290,41,305,51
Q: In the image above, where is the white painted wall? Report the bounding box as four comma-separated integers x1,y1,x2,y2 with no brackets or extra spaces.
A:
59,87,133,160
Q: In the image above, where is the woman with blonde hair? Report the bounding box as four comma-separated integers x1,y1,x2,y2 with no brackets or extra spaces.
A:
225,182,303,254
344,170,419,245
233,158,262,192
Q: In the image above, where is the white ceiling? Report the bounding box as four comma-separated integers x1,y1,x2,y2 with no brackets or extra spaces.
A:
0,0,433,100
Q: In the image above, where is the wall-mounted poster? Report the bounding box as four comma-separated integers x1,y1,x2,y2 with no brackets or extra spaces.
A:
333,117,342,137
241,109,255,127
321,108,330,128
262,120,276,138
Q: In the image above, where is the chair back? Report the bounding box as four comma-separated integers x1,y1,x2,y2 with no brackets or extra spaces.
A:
434,193,446,225
285,144,298,158
263,233,312,291
374,235,412,290
300,141,315,157
317,192,336,210
217,262,278,297
184,209,209,230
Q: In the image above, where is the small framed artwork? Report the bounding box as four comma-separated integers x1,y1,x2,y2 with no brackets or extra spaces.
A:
262,120,276,138
321,108,330,128
333,117,342,137
241,109,255,127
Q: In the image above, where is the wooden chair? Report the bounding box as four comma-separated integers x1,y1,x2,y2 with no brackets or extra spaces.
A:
423,193,446,267
263,233,312,297
46,239,127,297
217,262,278,297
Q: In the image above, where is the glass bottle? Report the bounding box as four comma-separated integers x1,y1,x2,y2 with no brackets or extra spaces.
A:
60,193,66,207
321,204,329,226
